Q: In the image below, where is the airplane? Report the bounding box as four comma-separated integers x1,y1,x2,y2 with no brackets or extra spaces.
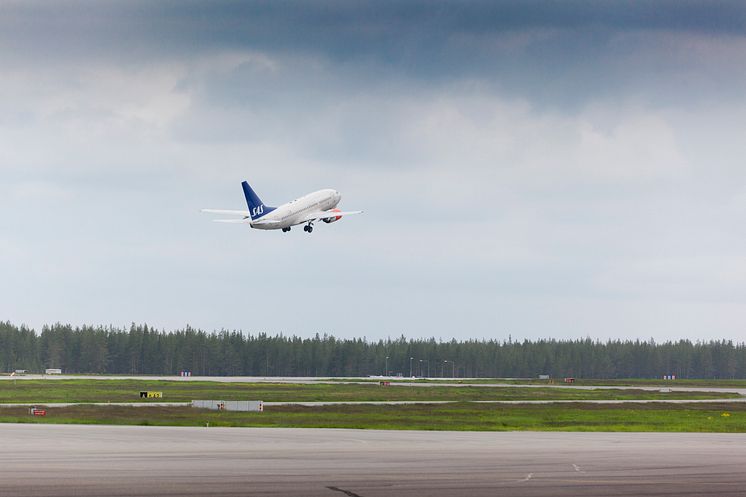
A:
202,181,362,233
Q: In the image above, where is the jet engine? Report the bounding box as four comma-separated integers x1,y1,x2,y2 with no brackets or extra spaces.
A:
322,208,343,223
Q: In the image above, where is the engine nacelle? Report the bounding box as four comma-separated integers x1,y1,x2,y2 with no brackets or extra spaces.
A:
322,208,343,223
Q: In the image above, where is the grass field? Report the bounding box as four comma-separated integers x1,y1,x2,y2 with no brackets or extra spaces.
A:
451,378,746,388
324,377,746,388
0,379,740,403
2,402,746,432
346,378,746,387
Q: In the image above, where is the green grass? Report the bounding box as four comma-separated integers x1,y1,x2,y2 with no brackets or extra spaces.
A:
3,402,746,432
426,378,746,388
0,379,739,404
553,378,746,388
2,379,744,432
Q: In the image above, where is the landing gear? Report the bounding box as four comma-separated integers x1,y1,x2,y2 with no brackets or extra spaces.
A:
282,227,290,232
303,222,314,233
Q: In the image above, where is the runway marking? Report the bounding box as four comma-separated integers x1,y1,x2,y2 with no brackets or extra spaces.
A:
517,473,534,483
326,486,364,497
547,478,702,485
572,464,585,473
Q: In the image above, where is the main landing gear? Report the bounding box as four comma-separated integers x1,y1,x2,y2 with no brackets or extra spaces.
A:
282,227,291,233
303,222,314,233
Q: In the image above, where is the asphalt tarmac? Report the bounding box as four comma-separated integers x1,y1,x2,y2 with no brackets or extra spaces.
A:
1,424,745,497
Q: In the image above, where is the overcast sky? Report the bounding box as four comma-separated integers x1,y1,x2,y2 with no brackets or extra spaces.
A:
2,1,746,341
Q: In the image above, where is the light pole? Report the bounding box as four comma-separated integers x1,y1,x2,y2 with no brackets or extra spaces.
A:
444,360,455,378
409,357,414,378
420,359,430,378
385,356,389,377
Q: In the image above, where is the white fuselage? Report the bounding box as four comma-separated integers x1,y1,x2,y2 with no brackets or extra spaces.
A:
252,189,341,230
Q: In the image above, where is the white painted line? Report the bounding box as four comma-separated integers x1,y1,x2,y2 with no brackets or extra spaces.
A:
517,473,534,483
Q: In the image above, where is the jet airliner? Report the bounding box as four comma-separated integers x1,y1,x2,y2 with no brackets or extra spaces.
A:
202,181,362,233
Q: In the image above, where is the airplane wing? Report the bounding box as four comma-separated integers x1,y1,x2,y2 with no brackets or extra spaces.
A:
299,210,363,223
201,209,251,216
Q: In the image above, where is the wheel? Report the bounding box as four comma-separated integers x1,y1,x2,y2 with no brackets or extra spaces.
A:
307,226,313,233
303,225,309,232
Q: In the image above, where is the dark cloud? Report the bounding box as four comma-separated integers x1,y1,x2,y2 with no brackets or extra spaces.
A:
4,1,746,61
3,0,745,110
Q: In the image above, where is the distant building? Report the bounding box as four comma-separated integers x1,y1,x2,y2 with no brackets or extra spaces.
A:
45,368,62,375
538,374,550,380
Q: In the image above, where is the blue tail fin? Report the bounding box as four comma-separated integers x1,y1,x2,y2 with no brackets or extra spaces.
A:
242,181,276,220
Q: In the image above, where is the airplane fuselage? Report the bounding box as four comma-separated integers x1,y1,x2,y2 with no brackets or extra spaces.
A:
252,189,341,230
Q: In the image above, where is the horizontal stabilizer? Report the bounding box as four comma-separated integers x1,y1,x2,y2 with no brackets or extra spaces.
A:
201,209,251,216
213,218,252,224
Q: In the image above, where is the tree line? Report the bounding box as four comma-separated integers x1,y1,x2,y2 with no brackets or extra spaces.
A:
1,321,744,378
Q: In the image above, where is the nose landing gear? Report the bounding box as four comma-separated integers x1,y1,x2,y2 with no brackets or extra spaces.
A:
282,227,290,233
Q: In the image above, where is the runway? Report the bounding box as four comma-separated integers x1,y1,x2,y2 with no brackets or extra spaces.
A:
1,424,745,497
3,374,745,396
